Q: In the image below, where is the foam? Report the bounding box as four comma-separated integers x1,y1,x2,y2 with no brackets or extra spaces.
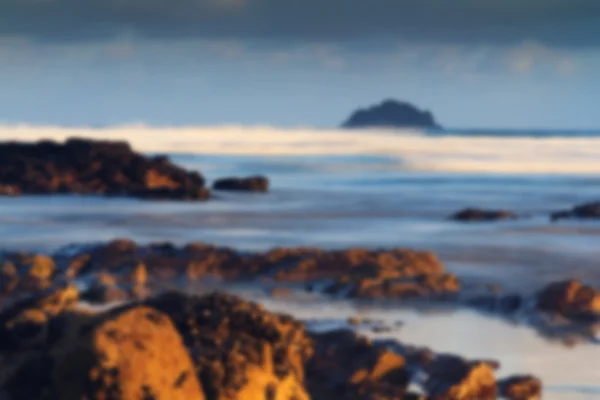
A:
1,124,600,175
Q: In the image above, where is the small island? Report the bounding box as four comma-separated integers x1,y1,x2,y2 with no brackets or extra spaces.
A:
342,99,441,130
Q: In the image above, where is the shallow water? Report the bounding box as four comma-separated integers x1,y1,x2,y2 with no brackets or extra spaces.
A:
1,128,600,394
76,287,600,400
1,153,600,290
253,295,600,400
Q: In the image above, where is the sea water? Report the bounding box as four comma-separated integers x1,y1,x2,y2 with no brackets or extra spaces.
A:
1,125,600,397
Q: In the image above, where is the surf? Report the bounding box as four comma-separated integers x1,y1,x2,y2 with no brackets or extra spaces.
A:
2,124,600,175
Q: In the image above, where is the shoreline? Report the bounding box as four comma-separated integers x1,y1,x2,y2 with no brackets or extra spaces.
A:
1,239,598,346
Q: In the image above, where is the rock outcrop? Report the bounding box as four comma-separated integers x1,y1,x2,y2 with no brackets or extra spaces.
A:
53,306,205,400
0,284,79,354
551,201,600,221
342,99,441,129
1,299,205,399
3,240,599,346
0,138,209,200
54,241,459,302
465,280,600,344
213,176,269,192
423,355,497,400
0,289,529,400
146,292,312,400
498,375,542,400
536,279,600,319
451,208,517,222
307,329,410,400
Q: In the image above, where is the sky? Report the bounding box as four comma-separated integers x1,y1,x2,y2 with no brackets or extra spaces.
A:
0,0,599,129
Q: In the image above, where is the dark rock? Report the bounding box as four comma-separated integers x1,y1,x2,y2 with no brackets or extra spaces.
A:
342,99,441,129
423,355,497,400
307,329,410,400
0,261,19,299
551,201,600,221
56,242,461,304
536,280,600,319
80,273,128,304
0,138,209,201
145,291,311,400
343,273,460,300
0,284,79,354
451,208,517,222
0,289,543,400
213,176,269,192
498,375,542,400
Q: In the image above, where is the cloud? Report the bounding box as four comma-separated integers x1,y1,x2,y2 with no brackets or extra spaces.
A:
505,41,579,75
0,0,599,48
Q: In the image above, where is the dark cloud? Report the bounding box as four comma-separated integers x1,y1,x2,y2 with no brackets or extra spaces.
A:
0,0,599,47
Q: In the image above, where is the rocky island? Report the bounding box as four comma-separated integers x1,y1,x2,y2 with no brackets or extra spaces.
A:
342,99,442,130
0,138,210,200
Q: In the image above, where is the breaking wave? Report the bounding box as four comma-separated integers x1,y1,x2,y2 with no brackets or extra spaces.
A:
1,124,600,175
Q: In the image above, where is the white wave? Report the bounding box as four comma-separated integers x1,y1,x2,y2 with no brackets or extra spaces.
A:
1,124,600,175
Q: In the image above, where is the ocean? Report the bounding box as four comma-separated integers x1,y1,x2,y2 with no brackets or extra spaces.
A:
1,125,600,398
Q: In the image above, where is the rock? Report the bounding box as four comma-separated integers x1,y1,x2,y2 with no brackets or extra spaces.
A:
56,241,457,303
130,262,148,286
551,201,600,221
307,329,409,400
498,375,542,400
3,253,56,292
145,292,311,400
0,138,209,201
52,306,205,400
0,184,19,195
86,238,139,272
536,280,600,319
80,273,128,304
451,208,517,222
265,247,455,300
81,284,128,304
24,255,56,281
213,176,269,192
342,99,441,129
423,355,497,400
0,284,79,353
0,261,19,296
342,273,460,300
65,253,92,279
0,289,545,400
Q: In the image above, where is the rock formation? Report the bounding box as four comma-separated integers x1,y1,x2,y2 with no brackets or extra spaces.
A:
0,138,209,200
342,99,441,129
498,375,542,400
536,279,600,319
0,287,536,400
213,176,269,192
551,201,600,221
450,208,517,222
